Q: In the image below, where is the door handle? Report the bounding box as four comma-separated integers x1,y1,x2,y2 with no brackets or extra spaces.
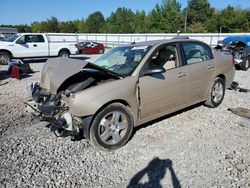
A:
33,44,37,47
177,72,186,78
208,65,215,69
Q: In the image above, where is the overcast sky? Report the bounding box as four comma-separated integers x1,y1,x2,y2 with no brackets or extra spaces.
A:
0,0,249,25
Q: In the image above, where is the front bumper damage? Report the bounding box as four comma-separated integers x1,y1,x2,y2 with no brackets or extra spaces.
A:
25,83,90,140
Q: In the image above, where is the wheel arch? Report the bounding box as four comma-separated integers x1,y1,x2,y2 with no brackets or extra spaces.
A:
204,74,226,102
215,74,226,85
92,99,133,122
58,48,70,56
0,49,13,58
83,99,134,140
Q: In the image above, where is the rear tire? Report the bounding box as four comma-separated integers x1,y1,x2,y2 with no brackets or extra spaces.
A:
90,103,134,151
99,49,104,54
241,58,249,71
59,50,69,58
0,52,11,65
204,77,225,108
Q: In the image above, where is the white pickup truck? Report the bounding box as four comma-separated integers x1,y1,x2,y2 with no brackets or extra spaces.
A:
0,33,78,64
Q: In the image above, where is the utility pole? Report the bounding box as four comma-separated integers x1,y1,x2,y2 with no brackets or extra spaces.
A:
184,9,188,33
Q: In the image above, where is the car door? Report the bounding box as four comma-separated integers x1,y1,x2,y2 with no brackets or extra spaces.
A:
138,43,188,121
15,34,48,57
181,42,216,102
14,35,31,57
89,42,99,54
32,35,48,57
84,42,93,54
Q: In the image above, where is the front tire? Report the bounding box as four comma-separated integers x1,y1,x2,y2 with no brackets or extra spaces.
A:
0,52,11,65
90,103,134,151
204,77,225,108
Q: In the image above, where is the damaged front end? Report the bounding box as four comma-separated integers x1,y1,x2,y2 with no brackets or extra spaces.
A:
25,82,82,138
25,58,121,140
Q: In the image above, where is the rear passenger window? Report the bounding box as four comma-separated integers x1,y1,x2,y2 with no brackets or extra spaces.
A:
37,35,45,42
182,42,213,65
25,35,45,43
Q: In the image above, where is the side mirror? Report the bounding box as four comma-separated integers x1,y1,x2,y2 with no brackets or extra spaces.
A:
142,67,166,76
16,40,25,44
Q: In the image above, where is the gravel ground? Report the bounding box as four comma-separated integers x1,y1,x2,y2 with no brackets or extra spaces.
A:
0,57,249,188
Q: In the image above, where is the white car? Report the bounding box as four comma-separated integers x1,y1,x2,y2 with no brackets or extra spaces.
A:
0,33,78,64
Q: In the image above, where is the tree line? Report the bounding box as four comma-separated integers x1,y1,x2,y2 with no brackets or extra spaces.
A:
2,0,250,33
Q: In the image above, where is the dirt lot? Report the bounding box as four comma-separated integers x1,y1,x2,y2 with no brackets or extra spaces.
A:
0,57,249,187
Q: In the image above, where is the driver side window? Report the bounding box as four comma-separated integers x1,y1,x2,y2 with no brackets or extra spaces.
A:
25,35,33,43
16,36,25,44
149,45,178,70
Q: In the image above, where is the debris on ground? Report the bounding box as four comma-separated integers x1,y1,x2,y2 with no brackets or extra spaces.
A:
228,107,250,118
8,59,33,80
230,81,249,92
239,118,250,128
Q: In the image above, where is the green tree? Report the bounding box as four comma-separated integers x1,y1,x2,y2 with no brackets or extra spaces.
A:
146,3,163,32
146,0,182,33
218,6,249,33
85,11,105,33
31,22,42,32
184,0,214,32
205,11,220,33
73,19,87,33
161,0,182,32
59,21,77,33
104,7,135,33
187,22,207,33
186,0,214,23
46,16,60,32
31,21,47,32
31,17,59,33
132,11,147,33
15,24,32,33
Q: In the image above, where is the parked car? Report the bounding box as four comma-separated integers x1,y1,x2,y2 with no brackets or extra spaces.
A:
26,39,235,150
215,36,250,71
0,33,78,65
75,41,105,54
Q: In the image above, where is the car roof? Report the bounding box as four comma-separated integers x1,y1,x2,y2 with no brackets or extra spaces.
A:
118,38,203,47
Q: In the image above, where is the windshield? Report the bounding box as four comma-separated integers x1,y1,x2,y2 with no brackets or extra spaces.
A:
4,34,21,42
94,45,152,76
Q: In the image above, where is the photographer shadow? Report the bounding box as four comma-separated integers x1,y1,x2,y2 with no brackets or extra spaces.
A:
127,157,181,188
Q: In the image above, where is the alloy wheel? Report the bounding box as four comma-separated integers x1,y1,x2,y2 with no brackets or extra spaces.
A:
212,82,224,103
98,111,128,145
0,54,10,65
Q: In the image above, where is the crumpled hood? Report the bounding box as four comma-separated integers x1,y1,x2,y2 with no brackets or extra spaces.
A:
40,58,88,94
